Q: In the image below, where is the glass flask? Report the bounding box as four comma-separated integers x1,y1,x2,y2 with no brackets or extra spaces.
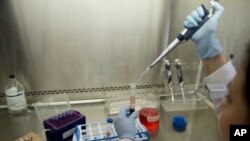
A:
139,95,160,137
5,74,27,114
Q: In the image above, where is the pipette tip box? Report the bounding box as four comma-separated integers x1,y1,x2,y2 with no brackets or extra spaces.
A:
43,110,86,141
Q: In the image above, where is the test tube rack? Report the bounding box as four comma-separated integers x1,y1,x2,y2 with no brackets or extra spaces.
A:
74,119,150,141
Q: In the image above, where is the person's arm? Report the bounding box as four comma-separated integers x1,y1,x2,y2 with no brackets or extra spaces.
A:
203,59,236,85
202,53,227,76
184,1,226,75
184,2,236,115
184,1,236,84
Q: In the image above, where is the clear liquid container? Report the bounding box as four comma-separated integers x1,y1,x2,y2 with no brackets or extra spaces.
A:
5,74,27,114
139,95,160,137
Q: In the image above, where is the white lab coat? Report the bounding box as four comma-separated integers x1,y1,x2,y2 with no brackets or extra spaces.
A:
204,61,236,115
204,61,236,85
119,61,236,141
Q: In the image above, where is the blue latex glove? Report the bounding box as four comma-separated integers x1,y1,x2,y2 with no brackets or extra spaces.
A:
114,106,138,141
184,1,224,59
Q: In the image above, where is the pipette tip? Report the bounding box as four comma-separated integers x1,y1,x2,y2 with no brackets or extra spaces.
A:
138,67,150,81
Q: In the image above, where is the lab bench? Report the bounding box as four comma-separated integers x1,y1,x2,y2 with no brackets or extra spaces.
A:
0,97,220,141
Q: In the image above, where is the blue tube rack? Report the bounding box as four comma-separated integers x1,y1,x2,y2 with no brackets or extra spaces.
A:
73,119,150,141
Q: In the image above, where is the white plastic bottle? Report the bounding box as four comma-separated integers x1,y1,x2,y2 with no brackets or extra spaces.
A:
5,74,27,114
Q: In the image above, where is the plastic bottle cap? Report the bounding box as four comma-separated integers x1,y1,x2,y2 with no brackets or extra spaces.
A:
172,115,187,132
9,74,15,79
107,118,113,123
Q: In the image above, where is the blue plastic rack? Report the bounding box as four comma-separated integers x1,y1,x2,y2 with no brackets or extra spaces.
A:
74,118,150,141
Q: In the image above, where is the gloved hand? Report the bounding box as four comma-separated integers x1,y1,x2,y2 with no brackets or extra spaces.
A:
114,106,138,140
184,1,224,59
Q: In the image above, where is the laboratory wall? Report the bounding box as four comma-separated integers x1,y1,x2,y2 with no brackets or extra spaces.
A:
0,0,171,94
0,0,250,96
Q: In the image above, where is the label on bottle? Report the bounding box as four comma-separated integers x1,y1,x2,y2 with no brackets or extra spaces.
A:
5,88,27,111
147,115,160,122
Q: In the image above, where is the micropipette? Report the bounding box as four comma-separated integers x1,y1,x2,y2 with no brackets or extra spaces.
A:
165,60,174,102
175,59,185,102
138,2,216,80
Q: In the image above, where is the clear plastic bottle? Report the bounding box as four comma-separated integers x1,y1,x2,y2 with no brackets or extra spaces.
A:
5,74,27,114
139,95,160,137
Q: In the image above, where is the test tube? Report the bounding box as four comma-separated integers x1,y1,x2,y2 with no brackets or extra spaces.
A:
130,83,136,113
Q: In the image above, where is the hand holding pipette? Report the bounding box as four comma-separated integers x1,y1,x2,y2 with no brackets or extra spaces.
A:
184,1,224,59
137,1,215,79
